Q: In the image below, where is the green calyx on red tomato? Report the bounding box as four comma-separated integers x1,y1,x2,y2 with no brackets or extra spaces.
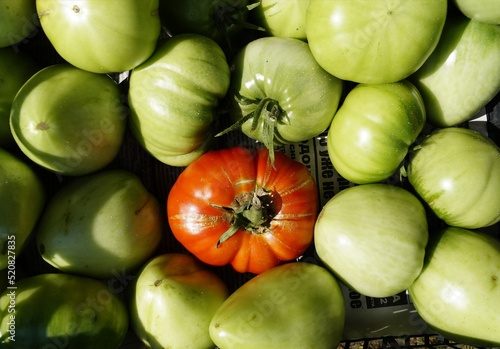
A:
217,36,343,165
167,146,318,274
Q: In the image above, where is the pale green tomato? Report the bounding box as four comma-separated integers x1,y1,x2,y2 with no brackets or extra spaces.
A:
130,253,229,349
253,0,308,40
226,36,342,160
36,169,163,279
10,63,127,176
314,183,428,298
407,127,500,229
410,12,500,127
0,148,45,270
327,80,426,184
128,34,230,167
306,0,447,83
453,0,500,24
0,273,129,348
409,227,500,347
36,0,161,73
0,47,39,149
210,262,345,349
0,0,37,47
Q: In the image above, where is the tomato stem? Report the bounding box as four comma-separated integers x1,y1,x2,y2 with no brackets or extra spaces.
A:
216,95,289,167
213,188,276,247
214,1,265,53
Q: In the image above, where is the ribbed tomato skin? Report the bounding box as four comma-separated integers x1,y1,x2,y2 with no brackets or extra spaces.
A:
167,146,318,274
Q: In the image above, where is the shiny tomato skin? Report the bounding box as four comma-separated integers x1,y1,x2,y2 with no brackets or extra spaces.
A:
407,127,500,229
36,0,161,74
306,0,447,84
228,36,343,146
167,146,318,274
327,80,426,184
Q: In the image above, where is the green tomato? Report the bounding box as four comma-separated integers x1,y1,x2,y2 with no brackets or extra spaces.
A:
453,0,500,24
36,0,161,73
128,34,230,167
0,47,39,149
10,63,127,176
209,262,345,349
158,0,255,51
306,0,447,84
0,273,129,348
252,0,308,40
130,253,229,349
314,183,428,298
410,12,500,127
407,127,500,229
36,169,163,279
0,0,37,47
409,226,500,346
327,80,426,184
0,148,45,270
224,36,342,161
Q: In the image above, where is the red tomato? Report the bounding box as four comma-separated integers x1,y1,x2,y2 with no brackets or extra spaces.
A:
167,146,318,274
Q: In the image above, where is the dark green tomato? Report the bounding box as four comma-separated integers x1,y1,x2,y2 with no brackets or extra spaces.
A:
0,47,40,149
128,34,230,167
0,273,129,348
158,0,257,50
224,36,343,162
0,0,37,47
0,148,45,270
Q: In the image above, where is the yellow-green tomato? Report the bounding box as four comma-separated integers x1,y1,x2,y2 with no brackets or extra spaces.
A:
0,273,129,348
252,0,308,40
0,148,45,270
0,0,37,47
409,226,500,346
36,169,163,279
306,0,447,84
130,253,229,349
327,80,426,184
209,262,345,349
10,63,127,176
314,184,428,298
407,127,500,229
453,0,500,24
36,0,161,73
410,12,500,127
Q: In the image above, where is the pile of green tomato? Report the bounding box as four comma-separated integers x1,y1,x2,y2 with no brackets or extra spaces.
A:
1,1,499,348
